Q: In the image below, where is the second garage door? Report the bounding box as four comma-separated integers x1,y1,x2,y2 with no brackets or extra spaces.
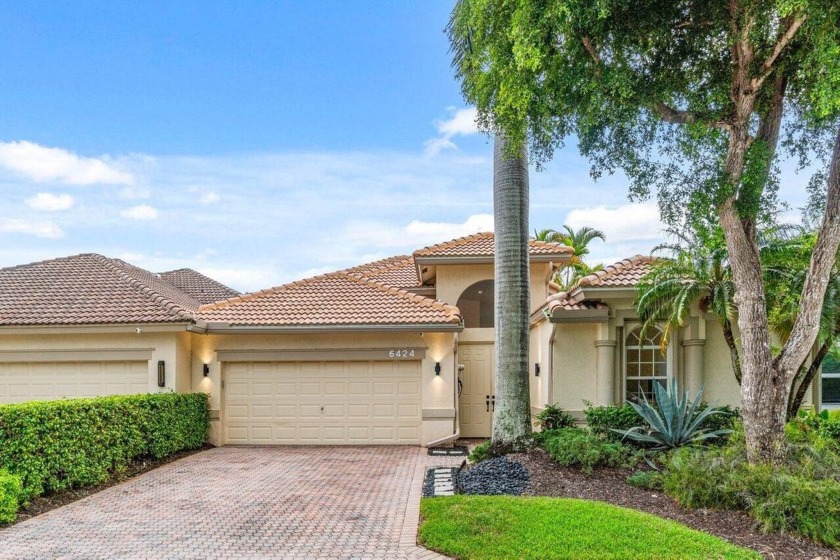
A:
0,361,149,404
224,360,421,445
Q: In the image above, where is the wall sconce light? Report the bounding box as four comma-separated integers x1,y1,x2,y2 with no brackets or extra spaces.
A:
203,364,210,377
157,360,166,388
535,363,541,377
434,362,441,376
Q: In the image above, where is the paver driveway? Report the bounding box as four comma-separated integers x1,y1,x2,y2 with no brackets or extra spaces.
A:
0,446,461,560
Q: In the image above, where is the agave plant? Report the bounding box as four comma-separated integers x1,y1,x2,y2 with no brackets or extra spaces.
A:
615,378,732,450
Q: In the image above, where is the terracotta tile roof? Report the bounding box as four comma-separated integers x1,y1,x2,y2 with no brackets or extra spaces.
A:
158,268,240,305
0,254,197,326
344,256,424,289
575,255,654,288
413,232,573,259
545,291,609,314
198,271,461,328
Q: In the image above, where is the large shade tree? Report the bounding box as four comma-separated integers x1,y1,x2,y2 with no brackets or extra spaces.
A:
449,0,840,463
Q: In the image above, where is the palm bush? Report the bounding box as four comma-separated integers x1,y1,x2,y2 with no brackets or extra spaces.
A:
615,378,732,449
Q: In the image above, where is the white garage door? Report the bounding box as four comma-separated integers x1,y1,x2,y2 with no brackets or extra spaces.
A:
0,361,148,404
224,360,421,445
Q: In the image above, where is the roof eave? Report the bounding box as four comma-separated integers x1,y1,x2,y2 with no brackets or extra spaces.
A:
203,322,465,334
0,321,195,334
577,286,638,300
414,254,571,266
548,308,610,324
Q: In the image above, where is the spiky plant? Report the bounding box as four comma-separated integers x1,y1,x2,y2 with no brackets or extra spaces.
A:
615,378,732,450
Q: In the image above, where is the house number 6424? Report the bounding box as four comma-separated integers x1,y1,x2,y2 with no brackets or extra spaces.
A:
388,349,415,358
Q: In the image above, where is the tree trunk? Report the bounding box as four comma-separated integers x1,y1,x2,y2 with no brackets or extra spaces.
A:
776,125,840,411
492,134,532,445
787,341,831,421
721,321,742,384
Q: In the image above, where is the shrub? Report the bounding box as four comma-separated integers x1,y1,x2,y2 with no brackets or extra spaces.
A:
535,404,576,431
626,470,662,490
616,379,732,450
0,393,209,500
469,441,491,464
542,428,630,473
662,426,840,548
792,409,840,443
0,470,22,524
584,403,642,442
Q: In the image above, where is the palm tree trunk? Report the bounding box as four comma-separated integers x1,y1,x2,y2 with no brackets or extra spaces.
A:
722,321,743,385
492,134,532,445
787,340,831,420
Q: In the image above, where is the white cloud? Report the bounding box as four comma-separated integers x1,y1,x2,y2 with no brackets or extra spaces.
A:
0,141,134,185
405,213,494,242
424,107,479,156
565,203,665,243
562,202,666,266
25,193,75,211
0,219,64,238
199,191,220,204
120,205,158,220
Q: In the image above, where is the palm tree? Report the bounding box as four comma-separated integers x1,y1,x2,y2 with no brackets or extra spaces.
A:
532,226,606,289
635,226,837,417
635,232,742,383
492,134,532,445
556,226,606,265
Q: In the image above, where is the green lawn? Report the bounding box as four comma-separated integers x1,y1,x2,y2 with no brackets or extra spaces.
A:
419,496,760,560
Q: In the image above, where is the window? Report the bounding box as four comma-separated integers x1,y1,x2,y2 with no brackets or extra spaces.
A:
456,280,494,328
822,353,840,408
625,325,669,402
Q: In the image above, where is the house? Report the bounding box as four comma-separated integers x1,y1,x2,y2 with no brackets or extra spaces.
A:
0,233,825,446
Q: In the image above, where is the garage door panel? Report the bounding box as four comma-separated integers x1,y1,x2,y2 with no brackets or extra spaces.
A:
0,361,147,404
224,360,421,445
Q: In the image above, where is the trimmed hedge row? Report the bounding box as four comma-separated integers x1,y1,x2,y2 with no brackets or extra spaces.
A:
0,392,209,501
0,470,22,524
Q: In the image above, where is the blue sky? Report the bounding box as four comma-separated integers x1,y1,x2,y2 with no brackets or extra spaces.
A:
0,1,811,291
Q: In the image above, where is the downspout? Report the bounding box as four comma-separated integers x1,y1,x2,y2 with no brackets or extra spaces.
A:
425,334,461,447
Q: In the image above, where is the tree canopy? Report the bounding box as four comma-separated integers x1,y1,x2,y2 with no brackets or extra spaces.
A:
449,0,840,225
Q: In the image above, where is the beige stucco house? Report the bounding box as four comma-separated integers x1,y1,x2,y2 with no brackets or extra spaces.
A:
0,233,826,446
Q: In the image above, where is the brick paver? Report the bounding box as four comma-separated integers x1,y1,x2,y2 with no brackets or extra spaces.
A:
0,446,462,559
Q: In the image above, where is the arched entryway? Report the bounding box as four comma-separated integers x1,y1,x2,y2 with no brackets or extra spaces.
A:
456,280,495,437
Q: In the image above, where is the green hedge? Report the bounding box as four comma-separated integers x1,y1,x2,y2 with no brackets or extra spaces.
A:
0,393,209,500
0,470,22,524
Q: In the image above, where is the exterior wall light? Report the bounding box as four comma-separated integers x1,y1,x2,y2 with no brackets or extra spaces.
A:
157,360,166,388
203,364,210,377
434,362,441,376
535,363,541,377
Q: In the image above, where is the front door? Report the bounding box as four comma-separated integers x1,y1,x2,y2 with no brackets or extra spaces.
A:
458,343,495,437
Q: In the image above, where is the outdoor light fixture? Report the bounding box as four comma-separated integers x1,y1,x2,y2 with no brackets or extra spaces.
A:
535,363,541,377
434,362,441,376
157,360,166,388
203,364,210,377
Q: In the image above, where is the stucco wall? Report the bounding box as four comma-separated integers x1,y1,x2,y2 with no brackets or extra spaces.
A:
552,323,598,413
0,329,183,394
702,321,743,407
434,262,552,313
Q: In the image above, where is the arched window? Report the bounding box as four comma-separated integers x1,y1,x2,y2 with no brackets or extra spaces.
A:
456,280,494,328
625,325,669,402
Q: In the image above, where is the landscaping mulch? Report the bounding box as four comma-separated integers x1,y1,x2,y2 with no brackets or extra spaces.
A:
4,445,212,529
512,448,839,560
458,456,530,495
